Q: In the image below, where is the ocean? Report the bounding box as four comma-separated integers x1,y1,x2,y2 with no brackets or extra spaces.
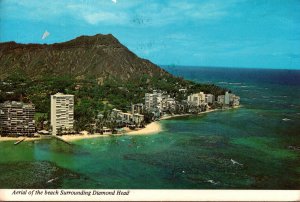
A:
0,67,299,189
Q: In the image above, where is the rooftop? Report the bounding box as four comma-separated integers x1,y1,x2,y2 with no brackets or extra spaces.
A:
0,101,35,108
52,92,74,97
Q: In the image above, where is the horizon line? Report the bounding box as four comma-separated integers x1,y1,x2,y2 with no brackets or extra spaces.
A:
159,64,300,71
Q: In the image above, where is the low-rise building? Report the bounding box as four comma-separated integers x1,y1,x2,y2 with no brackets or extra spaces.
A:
101,127,112,135
176,100,188,113
231,95,240,106
217,95,225,104
164,97,176,111
111,108,123,120
132,113,144,127
0,101,35,136
122,112,133,124
111,108,144,126
179,88,187,93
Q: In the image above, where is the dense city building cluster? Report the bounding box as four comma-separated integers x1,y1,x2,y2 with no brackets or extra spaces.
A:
0,89,239,137
144,90,240,118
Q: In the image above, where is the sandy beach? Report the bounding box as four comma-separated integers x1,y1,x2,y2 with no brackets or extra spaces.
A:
0,134,112,142
126,121,162,135
199,108,219,114
0,136,41,142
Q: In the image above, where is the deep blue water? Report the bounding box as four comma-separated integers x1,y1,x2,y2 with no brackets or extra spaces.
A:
164,66,300,86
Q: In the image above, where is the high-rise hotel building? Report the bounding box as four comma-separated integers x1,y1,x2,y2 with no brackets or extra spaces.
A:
145,90,162,111
50,93,74,135
0,101,35,136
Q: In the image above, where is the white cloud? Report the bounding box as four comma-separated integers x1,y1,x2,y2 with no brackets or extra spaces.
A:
83,11,128,25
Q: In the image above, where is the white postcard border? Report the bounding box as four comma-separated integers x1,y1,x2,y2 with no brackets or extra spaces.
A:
0,189,299,201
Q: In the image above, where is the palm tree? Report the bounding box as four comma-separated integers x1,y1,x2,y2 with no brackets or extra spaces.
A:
57,127,63,136
36,115,47,130
95,119,102,133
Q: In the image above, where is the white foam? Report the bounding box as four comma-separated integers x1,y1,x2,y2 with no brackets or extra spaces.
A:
231,159,243,166
229,82,242,85
207,180,218,185
47,177,59,183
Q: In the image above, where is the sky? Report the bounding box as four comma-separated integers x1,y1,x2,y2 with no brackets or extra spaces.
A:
0,0,300,69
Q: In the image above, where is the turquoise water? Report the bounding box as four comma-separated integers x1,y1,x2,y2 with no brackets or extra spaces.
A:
0,67,299,189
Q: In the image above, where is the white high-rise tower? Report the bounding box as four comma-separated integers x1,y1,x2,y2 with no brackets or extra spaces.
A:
50,93,74,135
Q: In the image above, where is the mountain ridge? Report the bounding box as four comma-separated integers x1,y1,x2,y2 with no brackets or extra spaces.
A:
0,34,170,81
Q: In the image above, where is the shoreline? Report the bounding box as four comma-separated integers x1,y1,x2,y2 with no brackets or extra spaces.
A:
160,108,220,120
0,107,238,142
126,121,162,135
